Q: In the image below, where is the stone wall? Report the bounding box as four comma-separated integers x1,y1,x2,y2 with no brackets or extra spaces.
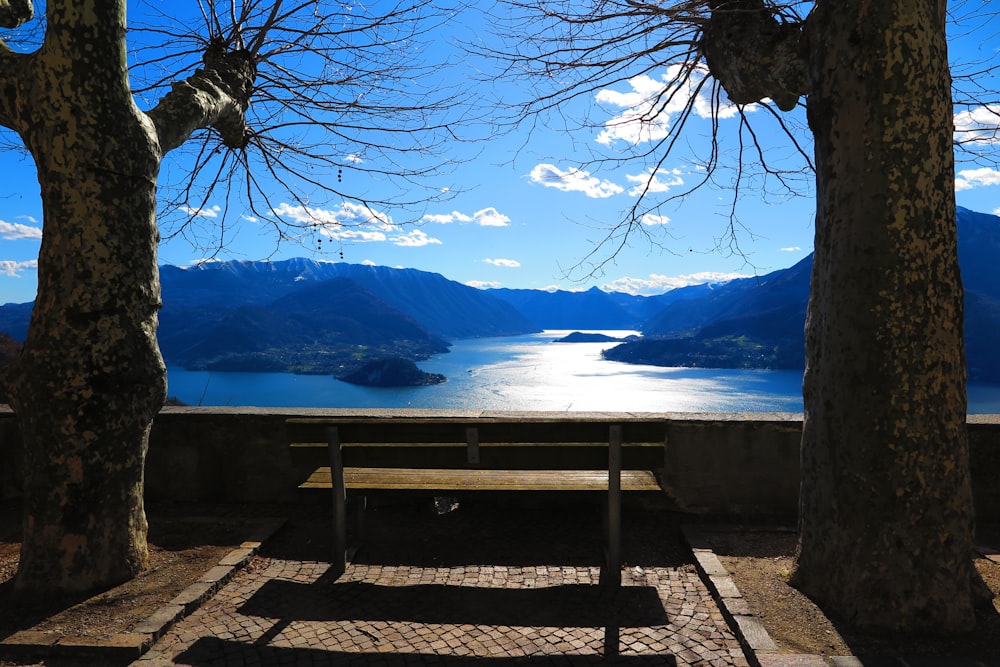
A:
1,406,998,519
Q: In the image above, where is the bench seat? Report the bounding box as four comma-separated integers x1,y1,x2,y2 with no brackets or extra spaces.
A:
300,466,662,492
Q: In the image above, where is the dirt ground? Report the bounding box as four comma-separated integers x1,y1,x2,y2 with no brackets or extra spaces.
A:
0,503,266,643
2,501,1000,664
705,525,1000,660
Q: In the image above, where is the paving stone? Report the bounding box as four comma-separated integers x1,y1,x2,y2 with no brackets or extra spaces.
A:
0,630,60,648
130,506,756,666
758,654,830,666
170,580,218,611
732,615,779,652
55,635,135,658
100,634,153,651
131,603,186,636
199,564,235,584
693,550,731,577
709,574,744,599
836,659,1000,667
830,658,867,667
219,546,256,566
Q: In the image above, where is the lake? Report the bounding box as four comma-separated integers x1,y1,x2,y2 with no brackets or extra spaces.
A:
166,330,1000,413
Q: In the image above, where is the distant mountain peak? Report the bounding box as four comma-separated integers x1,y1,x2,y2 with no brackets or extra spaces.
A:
2,208,1000,380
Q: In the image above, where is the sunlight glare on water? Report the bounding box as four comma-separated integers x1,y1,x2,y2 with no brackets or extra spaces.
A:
167,330,808,411
418,331,802,411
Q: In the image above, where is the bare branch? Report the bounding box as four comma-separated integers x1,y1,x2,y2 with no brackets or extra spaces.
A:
146,47,255,153
949,0,1000,172
479,0,814,280
127,0,469,255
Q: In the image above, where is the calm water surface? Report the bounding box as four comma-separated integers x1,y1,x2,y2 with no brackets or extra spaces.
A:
166,330,1000,413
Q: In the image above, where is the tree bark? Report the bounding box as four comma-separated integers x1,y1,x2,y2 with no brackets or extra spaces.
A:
700,0,807,111
5,0,167,594
792,0,980,632
0,0,33,29
0,0,258,595
8,163,166,593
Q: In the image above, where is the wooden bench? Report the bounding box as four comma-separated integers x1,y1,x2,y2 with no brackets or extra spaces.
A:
287,416,667,585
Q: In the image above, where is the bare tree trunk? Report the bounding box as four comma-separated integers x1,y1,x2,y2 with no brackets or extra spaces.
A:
5,0,166,594
792,0,980,632
9,161,166,593
2,0,258,594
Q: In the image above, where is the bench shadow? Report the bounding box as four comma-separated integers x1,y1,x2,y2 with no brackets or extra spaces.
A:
238,578,669,628
173,636,679,665
263,498,689,569
238,501,686,662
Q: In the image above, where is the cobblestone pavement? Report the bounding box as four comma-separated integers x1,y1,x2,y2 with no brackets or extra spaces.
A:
134,500,751,666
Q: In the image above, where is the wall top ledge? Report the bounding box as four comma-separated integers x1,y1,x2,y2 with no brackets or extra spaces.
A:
969,414,1000,425
3,404,999,424
151,406,808,422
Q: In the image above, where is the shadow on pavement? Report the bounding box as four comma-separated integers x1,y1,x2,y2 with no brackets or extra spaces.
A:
239,578,669,627
262,498,688,570
174,636,680,665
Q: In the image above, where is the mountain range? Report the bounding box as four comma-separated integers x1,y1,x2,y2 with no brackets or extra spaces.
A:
1,206,999,381
156,260,538,375
601,207,1000,380
0,259,540,376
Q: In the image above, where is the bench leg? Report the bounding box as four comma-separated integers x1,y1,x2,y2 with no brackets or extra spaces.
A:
604,424,622,589
352,494,368,555
328,426,347,576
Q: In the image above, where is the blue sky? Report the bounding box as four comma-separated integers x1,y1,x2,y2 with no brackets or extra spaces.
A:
1,1,999,306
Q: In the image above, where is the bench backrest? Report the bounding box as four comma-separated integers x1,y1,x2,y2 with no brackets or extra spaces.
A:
287,417,667,472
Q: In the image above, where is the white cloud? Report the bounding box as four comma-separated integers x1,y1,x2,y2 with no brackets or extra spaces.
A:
0,220,42,240
0,259,38,277
780,246,802,252
484,258,520,268
954,105,1000,145
422,207,511,227
333,229,388,242
270,202,444,248
466,280,502,289
422,212,469,224
242,214,259,223
345,154,363,163
16,215,37,224
472,207,511,227
595,66,745,147
181,204,221,218
361,259,377,266
602,271,747,296
529,164,624,198
626,168,685,197
392,229,441,247
955,167,1000,191
272,201,396,243
640,213,670,226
